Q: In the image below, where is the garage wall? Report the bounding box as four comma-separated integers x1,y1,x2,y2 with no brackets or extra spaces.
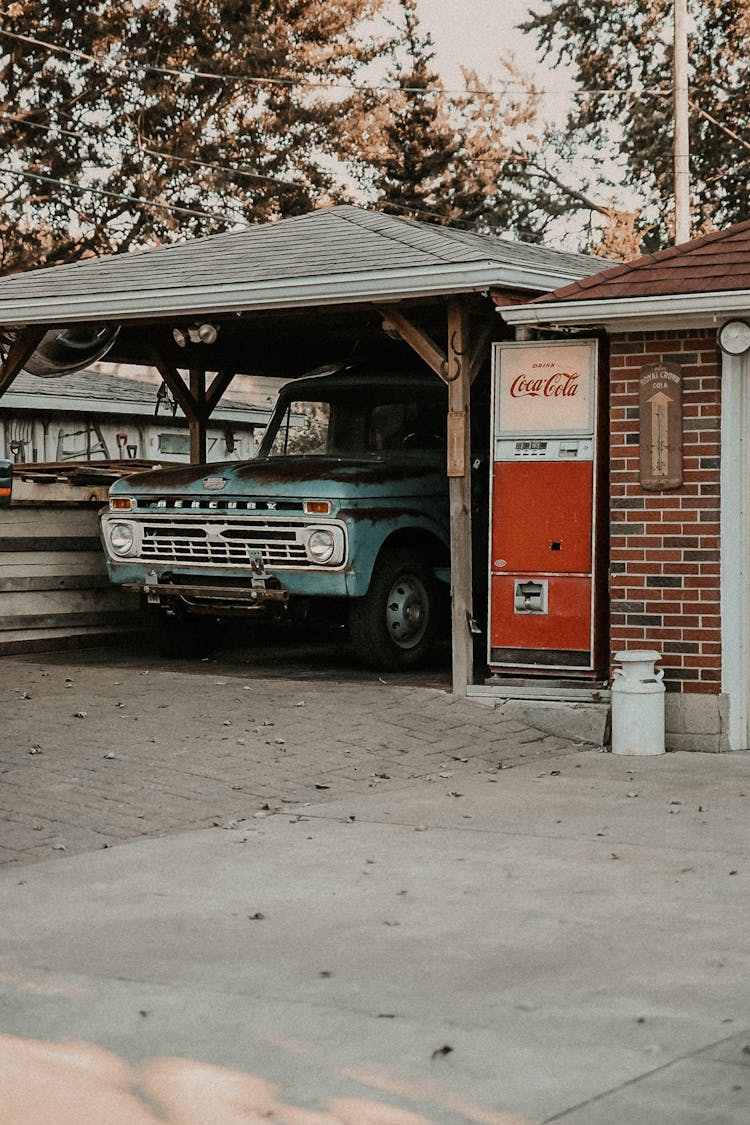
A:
609,328,723,749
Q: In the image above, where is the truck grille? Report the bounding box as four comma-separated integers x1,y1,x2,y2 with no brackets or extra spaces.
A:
138,520,331,568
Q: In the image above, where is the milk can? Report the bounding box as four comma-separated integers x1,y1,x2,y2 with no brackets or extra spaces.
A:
611,650,665,756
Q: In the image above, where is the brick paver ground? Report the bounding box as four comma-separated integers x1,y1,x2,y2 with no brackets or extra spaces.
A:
0,645,580,866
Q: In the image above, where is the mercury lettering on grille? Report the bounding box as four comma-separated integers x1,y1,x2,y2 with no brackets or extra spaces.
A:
140,522,310,566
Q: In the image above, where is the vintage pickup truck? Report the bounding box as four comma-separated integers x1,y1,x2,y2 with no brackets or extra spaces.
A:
100,365,451,669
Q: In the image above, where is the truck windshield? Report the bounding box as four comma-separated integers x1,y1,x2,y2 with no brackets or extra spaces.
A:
262,395,445,458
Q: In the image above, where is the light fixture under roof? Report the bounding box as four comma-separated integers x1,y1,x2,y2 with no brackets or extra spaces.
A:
172,323,219,347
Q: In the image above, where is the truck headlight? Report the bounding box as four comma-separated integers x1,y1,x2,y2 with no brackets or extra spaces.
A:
306,528,336,564
109,522,136,556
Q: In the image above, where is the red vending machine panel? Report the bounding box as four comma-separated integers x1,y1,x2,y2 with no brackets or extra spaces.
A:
488,340,601,674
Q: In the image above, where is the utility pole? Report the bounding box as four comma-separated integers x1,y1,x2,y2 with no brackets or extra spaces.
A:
673,0,690,243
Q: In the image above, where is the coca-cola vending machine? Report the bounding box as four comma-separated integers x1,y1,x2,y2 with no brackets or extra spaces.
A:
488,339,605,677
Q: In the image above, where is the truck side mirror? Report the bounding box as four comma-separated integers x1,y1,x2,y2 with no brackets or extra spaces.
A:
0,459,12,508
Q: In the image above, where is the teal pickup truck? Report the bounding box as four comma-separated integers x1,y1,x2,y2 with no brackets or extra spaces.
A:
100,366,451,669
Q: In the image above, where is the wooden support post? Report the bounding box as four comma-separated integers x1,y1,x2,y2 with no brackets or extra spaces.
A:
446,299,474,696
0,326,46,397
189,368,207,464
151,348,225,465
372,299,480,694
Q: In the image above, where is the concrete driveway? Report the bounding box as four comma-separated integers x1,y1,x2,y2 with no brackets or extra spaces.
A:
0,646,749,1123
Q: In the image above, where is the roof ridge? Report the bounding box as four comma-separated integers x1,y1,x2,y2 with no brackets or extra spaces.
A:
333,206,462,264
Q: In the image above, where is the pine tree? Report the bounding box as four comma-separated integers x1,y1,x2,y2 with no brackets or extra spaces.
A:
0,0,398,271
363,0,460,222
353,0,542,236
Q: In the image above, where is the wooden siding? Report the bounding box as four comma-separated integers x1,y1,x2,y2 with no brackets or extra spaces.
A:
0,504,137,654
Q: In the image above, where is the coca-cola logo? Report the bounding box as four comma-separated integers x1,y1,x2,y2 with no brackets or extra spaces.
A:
509,371,580,398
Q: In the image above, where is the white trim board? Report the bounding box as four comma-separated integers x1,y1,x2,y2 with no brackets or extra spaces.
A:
500,290,750,331
720,351,750,749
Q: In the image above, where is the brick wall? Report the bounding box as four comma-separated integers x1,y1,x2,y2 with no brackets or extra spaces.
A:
609,329,721,695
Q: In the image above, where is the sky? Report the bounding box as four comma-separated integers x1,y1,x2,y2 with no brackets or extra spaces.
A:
415,0,544,86
415,0,575,131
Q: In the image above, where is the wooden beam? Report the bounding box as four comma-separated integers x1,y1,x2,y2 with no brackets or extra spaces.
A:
205,368,237,415
0,326,46,397
151,350,199,420
189,368,207,463
446,298,474,696
373,305,448,380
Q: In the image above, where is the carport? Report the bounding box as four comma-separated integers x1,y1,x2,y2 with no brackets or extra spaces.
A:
0,205,602,691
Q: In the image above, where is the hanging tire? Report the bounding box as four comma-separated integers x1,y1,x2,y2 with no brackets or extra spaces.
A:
147,609,222,659
349,548,437,671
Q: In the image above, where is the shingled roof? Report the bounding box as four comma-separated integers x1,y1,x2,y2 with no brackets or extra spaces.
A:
501,221,750,330
534,219,750,304
0,368,267,423
0,204,605,326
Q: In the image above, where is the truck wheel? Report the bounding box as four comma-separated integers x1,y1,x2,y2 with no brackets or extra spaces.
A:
349,548,437,670
148,610,221,659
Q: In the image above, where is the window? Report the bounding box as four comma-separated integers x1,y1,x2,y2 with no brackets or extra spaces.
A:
268,402,330,455
158,432,191,455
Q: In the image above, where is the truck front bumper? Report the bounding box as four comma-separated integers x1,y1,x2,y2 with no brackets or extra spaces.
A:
125,575,290,615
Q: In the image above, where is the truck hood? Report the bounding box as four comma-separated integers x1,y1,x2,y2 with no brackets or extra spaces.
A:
109,455,446,501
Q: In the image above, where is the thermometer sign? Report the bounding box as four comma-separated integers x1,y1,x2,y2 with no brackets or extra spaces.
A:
639,363,683,490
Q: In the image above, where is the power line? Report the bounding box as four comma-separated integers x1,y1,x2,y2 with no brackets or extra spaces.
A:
0,110,310,190
0,164,231,223
0,26,672,102
696,105,750,155
0,158,489,232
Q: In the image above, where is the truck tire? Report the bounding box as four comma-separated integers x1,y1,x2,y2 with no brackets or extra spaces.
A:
147,609,221,659
349,548,437,671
